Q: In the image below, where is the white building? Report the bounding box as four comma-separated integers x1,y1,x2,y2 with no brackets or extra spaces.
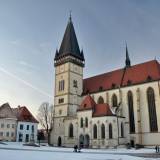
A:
13,106,38,143
50,16,160,148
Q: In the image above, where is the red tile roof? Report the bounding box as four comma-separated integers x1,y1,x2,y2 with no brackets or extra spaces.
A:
93,103,114,117
13,106,38,123
78,95,114,117
78,95,96,111
83,60,160,94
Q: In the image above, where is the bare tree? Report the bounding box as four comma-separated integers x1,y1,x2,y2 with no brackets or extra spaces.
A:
37,102,54,145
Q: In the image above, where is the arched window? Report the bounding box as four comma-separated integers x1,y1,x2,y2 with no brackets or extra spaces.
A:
121,123,124,137
109,123,113,139
97,96,104,104
80,118,83,128
128,91,135,133
93,124,97,139
68,123,73,138
85,117,88,127
147,87,158,132
101,124,105,139
112,94,118,107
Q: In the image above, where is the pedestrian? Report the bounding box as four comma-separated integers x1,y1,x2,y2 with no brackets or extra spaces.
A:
73,145,78,152
155,145,158,153
158,146,160,153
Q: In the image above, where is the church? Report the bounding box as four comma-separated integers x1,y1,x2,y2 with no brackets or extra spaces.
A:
50,16,160,148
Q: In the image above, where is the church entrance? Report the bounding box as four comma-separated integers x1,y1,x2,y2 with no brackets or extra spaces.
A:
79,135,84,148
57,136,62,147
84,134,90,148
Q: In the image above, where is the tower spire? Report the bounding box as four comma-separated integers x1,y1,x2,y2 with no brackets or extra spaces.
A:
125,43,131,67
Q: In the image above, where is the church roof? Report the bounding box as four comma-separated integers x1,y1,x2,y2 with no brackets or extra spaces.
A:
79,95,96,110
54,17,84,61
93,104,113,117
78,95,114,117
83,60,160,94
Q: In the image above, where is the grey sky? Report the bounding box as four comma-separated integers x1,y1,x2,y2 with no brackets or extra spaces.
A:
0,0,160,116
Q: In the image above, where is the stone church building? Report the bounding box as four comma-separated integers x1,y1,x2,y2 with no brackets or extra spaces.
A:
50,16,160,148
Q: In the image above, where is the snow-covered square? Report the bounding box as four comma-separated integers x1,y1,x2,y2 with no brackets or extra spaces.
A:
0,142,160,160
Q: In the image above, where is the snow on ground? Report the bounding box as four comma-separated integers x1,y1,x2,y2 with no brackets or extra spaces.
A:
0,142,159,160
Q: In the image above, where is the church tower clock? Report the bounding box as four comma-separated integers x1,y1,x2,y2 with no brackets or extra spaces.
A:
51,16,85,146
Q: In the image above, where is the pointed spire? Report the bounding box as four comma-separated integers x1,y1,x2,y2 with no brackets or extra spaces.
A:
54,15,84,62
54,49,59,60
125,43,131,67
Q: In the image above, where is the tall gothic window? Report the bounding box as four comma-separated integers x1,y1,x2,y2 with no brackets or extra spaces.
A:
112,94,118,107
97,96,104,104
68,123,73,138
93,124,97,139
109,123,113,139
59,80,65,91
147,87,158,132
101,124,105,139
128,91,135,133
80,118,83,128
85,117,88,127
121,122,124,137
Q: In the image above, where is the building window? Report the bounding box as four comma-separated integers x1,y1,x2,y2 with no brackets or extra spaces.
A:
147,87,158,132
19,133,23,142
109,123,113,139
32,125,34,133
27,125,29,130
20,124,23,130
128,91,135,133
101,124,105,139
93,124,97,139
112,94,118,107
59,80,65,91
97,96,104,104
11,132,14,137
80,118,83,128
12,124,15,128
25,134,29,142
68,123,74,138
0,132,3,136
58,98,64,104
6,132,9,137
121,123,124,137
73,80,78,88
1,124,4,128
85,117,88,127
7,124,10,128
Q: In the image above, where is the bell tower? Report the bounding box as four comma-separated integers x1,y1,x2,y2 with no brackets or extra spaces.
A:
51,16,85,146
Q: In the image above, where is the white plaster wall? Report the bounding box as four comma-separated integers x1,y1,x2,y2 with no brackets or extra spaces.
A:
16,122,38,143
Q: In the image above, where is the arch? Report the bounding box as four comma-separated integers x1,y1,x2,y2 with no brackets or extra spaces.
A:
85,117,88,127
101,123,105,139
93,124,97,139
97,96,104,104
147,87,158,132
109,123,113,139
84,134,90,148
79,134,84,148
80,118,83,128
57,136,62,147
128,91,135,133
121,122,124,137
112,94,118,107
68,123,74,138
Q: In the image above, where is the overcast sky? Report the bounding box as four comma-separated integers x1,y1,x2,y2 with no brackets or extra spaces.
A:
0,0,160,117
